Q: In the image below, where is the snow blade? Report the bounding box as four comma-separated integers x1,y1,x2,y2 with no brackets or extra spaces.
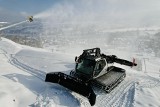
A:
45,72,96,106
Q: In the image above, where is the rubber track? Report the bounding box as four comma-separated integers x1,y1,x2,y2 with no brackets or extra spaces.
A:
96,77,135,107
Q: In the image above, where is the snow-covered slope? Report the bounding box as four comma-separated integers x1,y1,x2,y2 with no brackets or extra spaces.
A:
0,38,77,107
0,37,160,107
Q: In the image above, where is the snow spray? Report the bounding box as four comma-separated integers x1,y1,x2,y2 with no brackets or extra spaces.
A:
0,20,28,31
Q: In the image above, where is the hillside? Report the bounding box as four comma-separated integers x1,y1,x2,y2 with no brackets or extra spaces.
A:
0,37,160,107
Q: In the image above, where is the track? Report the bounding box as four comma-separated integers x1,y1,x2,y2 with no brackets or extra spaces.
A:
0,49,10,60
119,83,136,107
1,48,45,81
135,75,160,88
10,56,45,81
95,76,135,107
8,54,80,107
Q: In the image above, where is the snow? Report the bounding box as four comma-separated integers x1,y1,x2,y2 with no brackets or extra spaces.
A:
0,20,27,31
0,38,78,107
0,37,160,107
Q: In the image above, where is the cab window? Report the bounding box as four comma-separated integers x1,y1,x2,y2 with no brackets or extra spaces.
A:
94,59,106,76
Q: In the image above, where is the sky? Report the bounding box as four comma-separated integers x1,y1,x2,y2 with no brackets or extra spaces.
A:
36,0,160,28
1,0,160,27
0,0,58,14
0,0,59,22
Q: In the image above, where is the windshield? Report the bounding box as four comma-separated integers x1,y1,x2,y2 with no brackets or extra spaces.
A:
76,59,95,75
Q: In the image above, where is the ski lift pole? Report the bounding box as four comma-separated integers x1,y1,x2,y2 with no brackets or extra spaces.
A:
143,58,149,73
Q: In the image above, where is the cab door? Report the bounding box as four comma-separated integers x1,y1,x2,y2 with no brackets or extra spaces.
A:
94,59,106,77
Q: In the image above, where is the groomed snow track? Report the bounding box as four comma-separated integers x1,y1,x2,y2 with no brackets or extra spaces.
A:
10,56,46,81
95,77,136,107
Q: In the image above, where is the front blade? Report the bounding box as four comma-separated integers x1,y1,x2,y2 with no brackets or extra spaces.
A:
45,72,96,106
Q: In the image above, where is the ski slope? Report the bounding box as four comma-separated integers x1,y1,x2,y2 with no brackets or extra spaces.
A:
0,37,160,107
